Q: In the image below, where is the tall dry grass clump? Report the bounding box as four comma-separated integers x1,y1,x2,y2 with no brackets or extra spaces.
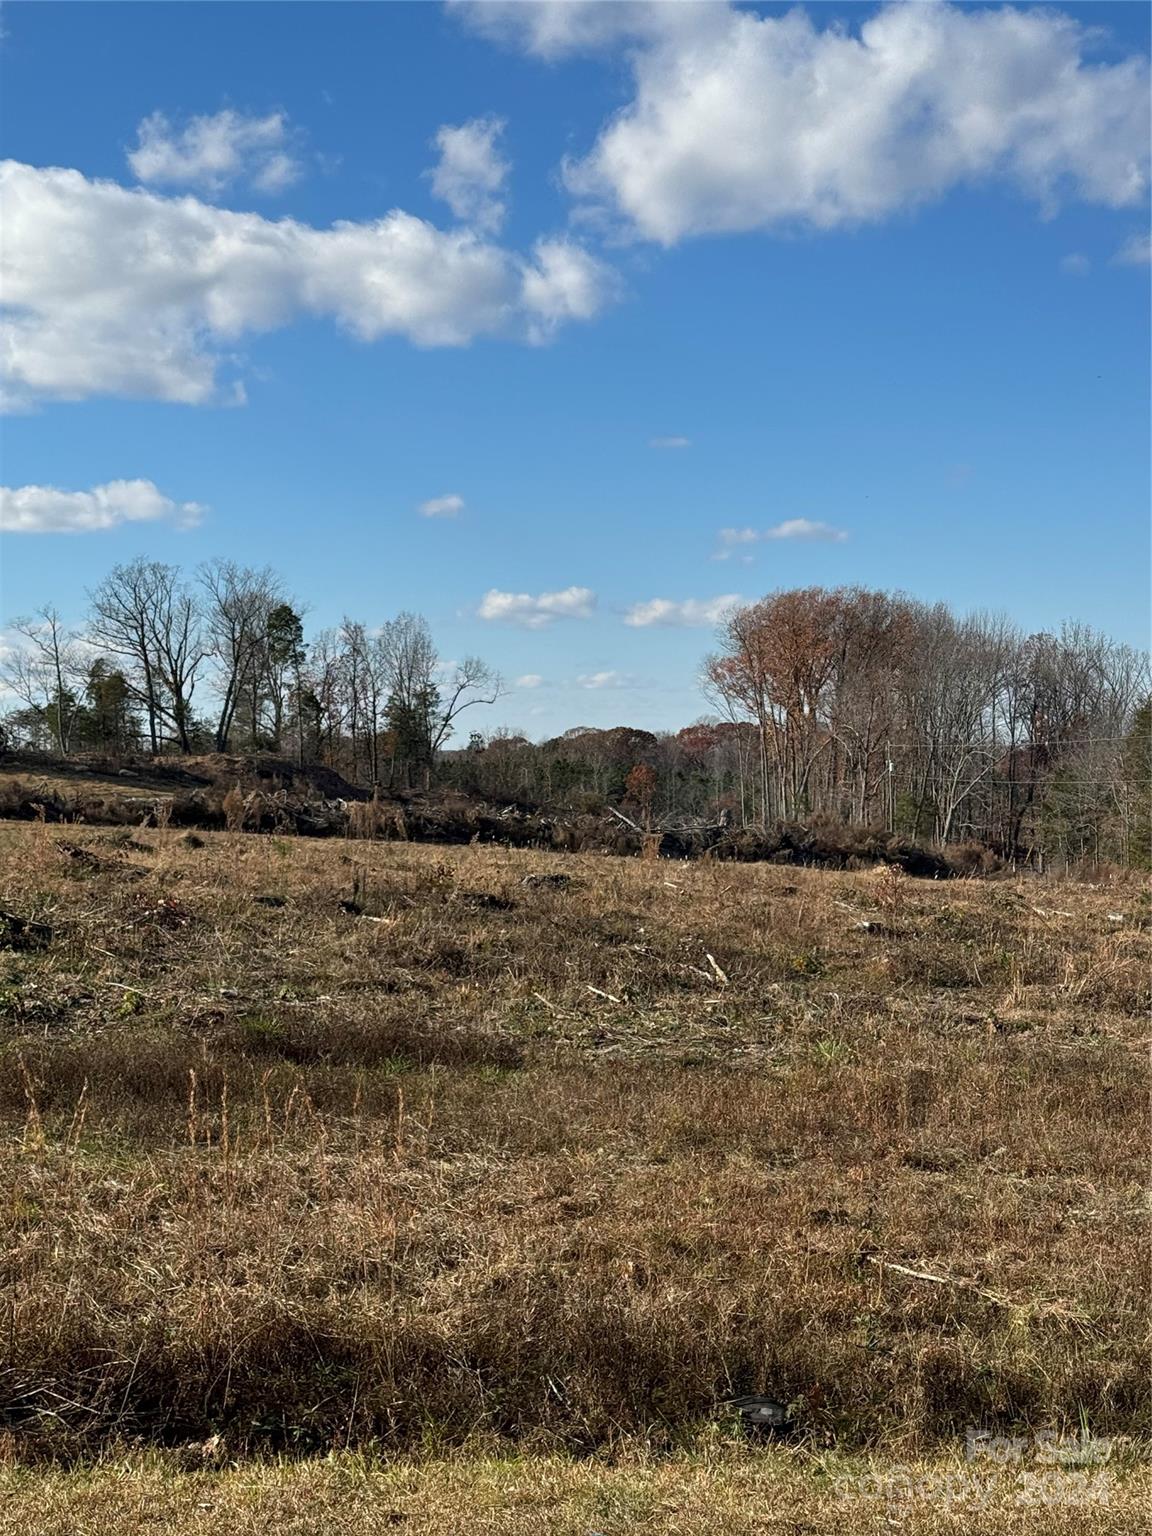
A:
221,782,247,833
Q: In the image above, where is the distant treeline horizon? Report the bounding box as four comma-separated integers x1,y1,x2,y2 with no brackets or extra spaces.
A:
3,559,1149,867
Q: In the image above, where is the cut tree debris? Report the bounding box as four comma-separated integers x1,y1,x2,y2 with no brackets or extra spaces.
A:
0,910,52,950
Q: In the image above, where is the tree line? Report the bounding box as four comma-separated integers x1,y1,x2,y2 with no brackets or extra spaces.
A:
2,563,1148,866
701,589,1149,866
1,557,498,787
440,587,1148,868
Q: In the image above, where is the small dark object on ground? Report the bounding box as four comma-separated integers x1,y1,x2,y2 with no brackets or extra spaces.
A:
808,1207,855,1227
521,872,576,891
97,831,153,854
56,841,106,870
134,896,192,930
458,891,516,911
339,898,364,916
179,832,206,850
254,895,287,908
0,910,52,950
56,841,146,879
727,1395,793,1435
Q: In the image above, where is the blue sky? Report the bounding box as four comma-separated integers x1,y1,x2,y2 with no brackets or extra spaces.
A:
1,0,1149,738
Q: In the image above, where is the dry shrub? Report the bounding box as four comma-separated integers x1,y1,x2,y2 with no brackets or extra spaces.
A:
345,797,377,840
222,783,247,833
947,840,1006,877
346,795,406,841
705,820,960,877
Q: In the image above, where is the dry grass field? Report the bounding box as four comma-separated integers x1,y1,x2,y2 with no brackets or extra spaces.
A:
0,820,1147,1529
1,1450,1148,1535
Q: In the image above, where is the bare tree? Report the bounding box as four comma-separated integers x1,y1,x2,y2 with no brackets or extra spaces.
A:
88,559,206,753
336,619,392,784
1,607,84,754
303,628,347,767
377,613,501,786
200,561,285,752
707,589,849,821
900,606,1010,844
827,589,914,823
432,654,503,754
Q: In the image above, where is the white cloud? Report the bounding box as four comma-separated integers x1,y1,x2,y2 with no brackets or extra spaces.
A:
624,595,742,628
419,493,465,518
1059,253,1091,276
578,669,632,689
452,1,678,61
515,673,544,689
128,109,303,194
429,117,510,233
491,2,1152,245
766,518,848,542
714,520,848,558
477,585,597,628
649,435,690,449
713,528,760,556
520,237,619,340
0,479,204,534
1113,232,1151,266
255,153,302,195
0,162,615,408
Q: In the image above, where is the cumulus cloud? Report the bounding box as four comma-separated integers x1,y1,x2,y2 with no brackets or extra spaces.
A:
1059,253,1091,276
649,435,690,449
429,116,510,232
714,520,848,558
1113,232,1151,265
624,595,742,628
0,479,204,534
419,493,465,518
520,237,619,340
477,585,596,628
0,161,616,407
472,2,1149,245
128,109,303,194
515,673,544,689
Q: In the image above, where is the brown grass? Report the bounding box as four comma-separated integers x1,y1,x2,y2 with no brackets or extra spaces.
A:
1,1451,1148,1535
0,822,1147,1486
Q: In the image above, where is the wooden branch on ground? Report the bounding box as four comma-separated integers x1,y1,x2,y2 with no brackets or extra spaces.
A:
865,1255,1086,1321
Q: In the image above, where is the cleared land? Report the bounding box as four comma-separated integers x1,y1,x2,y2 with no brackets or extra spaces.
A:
0,821,1147,1528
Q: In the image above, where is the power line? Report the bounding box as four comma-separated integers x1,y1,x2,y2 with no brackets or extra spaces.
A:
845,736,1132,750
906,778,1151,788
